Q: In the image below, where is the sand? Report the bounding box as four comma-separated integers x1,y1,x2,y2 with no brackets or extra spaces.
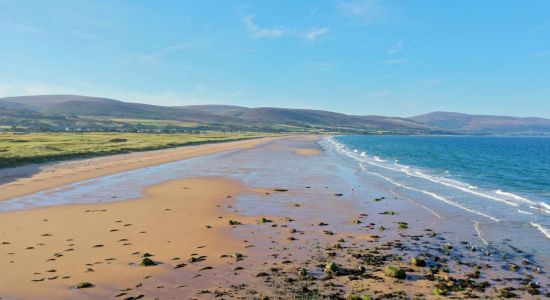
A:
0,136,546,299
0,177,256,299
293,148,321,155
0,137,277,201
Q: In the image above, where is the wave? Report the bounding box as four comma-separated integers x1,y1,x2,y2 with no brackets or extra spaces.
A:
473,221,490,245
358,163,500,222
530,222,550,239
496,190,537,205
324,136,538,209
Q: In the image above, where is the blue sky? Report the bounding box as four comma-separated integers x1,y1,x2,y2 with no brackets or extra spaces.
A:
1,0,549,117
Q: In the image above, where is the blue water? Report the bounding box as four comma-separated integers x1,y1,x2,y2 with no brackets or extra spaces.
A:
327,135,550,257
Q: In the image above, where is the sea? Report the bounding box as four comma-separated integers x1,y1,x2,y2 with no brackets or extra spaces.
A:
324,135,550,263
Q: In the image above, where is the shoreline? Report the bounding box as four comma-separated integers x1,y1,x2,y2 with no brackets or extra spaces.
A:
0,136,281,202
0,136,547,299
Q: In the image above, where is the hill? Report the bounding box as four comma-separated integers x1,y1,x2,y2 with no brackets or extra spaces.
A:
410,111,550,135
0,95,440,134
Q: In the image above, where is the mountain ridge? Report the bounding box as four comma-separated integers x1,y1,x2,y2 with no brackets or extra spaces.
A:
2,95,549,135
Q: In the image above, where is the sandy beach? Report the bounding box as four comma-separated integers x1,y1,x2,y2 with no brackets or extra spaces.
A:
0,136,547,299
0,137,277,201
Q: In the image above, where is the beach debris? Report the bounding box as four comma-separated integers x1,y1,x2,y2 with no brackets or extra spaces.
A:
334,193,343,197
374,197,385,202
174,263,186,269
318,222,328,226
398,222,408,229
75,282,94,289
229,220,242,225
273,188,288,192
384,266,406,279
380,210,396,215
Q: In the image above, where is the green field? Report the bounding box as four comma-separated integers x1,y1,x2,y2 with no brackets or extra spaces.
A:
0,132,269,168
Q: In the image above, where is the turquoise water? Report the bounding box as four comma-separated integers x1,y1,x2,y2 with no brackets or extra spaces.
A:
327,135,550,261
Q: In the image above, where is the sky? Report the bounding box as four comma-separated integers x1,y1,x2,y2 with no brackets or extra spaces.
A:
0,0,549,118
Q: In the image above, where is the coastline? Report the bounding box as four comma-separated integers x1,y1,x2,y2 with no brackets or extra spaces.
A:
0,135,547,299
0,136,280,202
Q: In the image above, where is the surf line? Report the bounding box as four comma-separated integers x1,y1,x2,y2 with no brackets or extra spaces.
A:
388,188,443,220
358,163,500,222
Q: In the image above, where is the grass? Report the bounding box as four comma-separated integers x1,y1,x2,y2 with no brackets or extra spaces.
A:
0,131,270,168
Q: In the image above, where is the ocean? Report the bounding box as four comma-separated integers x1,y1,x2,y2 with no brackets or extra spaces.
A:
325,135,550,262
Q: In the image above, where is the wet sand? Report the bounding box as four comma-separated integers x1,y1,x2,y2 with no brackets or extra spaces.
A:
0,137,278,201
0,136,547,299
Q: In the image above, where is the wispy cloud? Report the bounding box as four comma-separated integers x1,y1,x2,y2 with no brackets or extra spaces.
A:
386,59,408,64
336,0,390,24
134,41,204,66
388,41,403,55
304,62,336,71
303,27,330,42
4,21,42,34
243,16,285,38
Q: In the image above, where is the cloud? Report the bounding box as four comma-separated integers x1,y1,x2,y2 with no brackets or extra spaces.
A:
243,16,285,38
134,41,205,66
336,0,389,24
386,59,408,64
303,27,330,42
4,21,42,34
388,41,403,55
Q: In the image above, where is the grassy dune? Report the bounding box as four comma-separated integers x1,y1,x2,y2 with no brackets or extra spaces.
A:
0,132,268,168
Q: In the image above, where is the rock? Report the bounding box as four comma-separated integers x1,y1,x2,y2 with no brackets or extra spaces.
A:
324,262,338,273
259,217,272,223
433,288,447,296
334,193,343,197
76,282,94,289
232,253,243,261
273,189,288,192
348,295,373,300
353,219,362,224
297,267,307,276
228,220,242,225
411,257,426,267
141,253,153,258
384,266,406,279
140,257,156,266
